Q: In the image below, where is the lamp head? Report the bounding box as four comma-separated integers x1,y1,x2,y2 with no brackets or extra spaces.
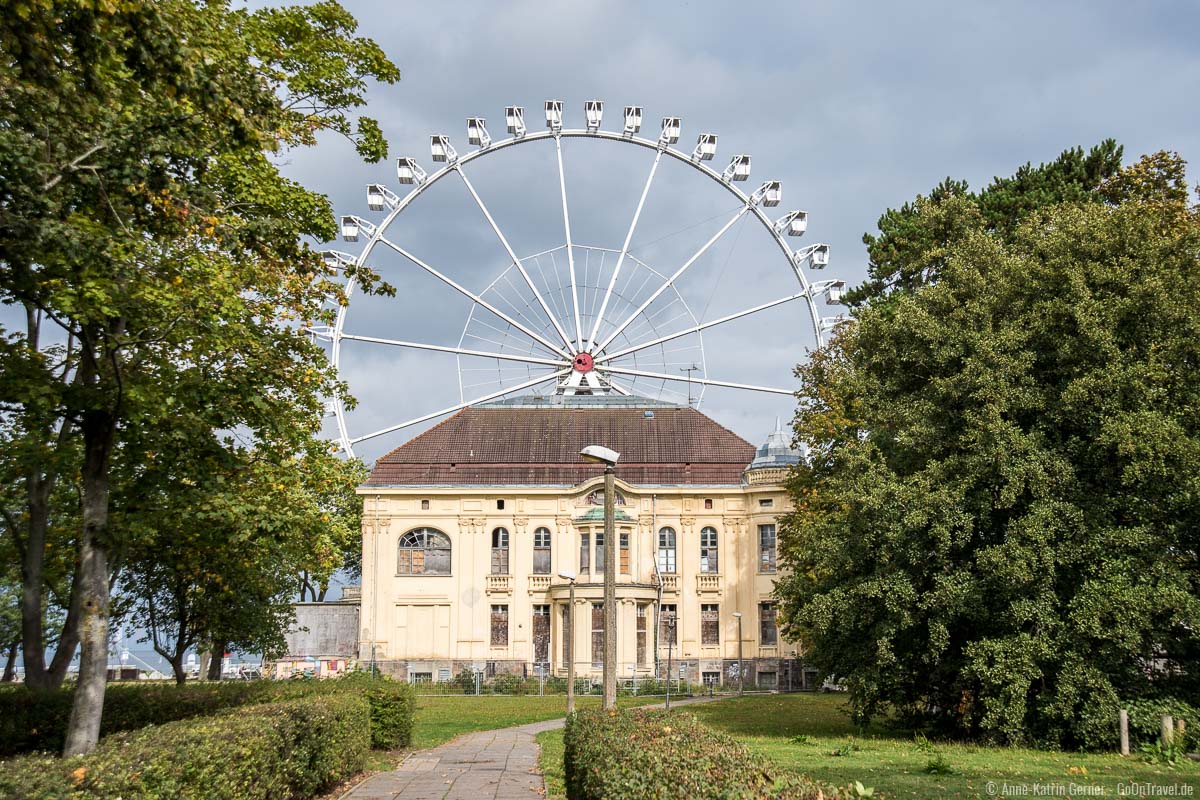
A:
557,570,577,582
732,611,743,618
579,444,620,466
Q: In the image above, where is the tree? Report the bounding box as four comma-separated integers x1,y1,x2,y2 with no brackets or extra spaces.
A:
777,153,1200,749
845,140,1124,307
297,454,368,602
0,0,397,754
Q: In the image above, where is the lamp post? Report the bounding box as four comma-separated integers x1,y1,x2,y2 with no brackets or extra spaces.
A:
558,571,577,714
664,613,676,711
732,611,744,696
580,445,620,710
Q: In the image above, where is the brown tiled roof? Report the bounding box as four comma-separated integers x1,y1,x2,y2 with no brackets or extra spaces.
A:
365,405,755,486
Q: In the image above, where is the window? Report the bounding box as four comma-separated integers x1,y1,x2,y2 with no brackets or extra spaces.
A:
620,532,630,573
760,602,778,646
533,527,552,574
659,603,677,646
657,527,677,574
594,532,605,573
636,604,647,665
579,533,590,572
759,670,777,689
438,667,451,683
397,528,451,575
704,498,713,509
410,672,432,684
759,498,774,508
701,603,720,646
700,526,719,573
703,671,721,686
491,527,510,574
496,499,505,510
533,605,550,666
758,525,777,573
490,605,509,646
591,603,605,668
561,604,572,667
420,499,430,510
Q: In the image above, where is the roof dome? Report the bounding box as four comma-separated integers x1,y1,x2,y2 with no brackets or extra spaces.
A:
747,419,804,471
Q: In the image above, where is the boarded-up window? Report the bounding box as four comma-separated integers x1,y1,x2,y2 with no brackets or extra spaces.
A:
758,525,777,573
491,528,509,575
659,603,677,646
657,527,676,574
579,533,590,572
533,605,550,665
397,528,451,575
760,602,778,646
490,604,509,646
591,603,604,668
700,526,719,573
594,532,605,573
636,604,647,665
620,533,630,573
701,603,719,646
561,604,571,667
533,527,551,574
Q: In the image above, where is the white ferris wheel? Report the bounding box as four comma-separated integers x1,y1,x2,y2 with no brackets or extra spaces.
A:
316,101,847,458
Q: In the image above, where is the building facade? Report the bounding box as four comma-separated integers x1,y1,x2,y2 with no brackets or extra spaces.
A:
355,396,811,688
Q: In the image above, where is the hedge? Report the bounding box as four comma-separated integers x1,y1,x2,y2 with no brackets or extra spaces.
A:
563,708,848,800
0,693,369,800
0,672,414,756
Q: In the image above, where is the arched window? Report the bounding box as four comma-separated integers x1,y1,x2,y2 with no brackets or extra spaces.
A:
491,527,510,574
657,527,677,574
533,527,552,574
700,526,719,573
397,528,451,575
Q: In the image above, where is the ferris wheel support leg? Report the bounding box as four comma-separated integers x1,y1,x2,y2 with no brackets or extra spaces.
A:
586,149,663,351
554,136,584,350
454,165,576,352
594,204,751,355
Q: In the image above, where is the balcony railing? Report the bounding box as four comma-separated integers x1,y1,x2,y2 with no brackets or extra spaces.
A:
658,574,679,593
485,574,512,594
696,573,722,594
528,574,551,593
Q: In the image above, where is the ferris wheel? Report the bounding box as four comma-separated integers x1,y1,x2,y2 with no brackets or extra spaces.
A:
316,100,847,457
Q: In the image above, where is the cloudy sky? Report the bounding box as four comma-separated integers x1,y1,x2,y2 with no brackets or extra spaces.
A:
280,0,1200,463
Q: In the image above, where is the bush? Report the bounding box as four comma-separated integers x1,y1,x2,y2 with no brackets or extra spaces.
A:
0,672,414,756
1127,698,1198,751
0,693,369,800
563,708,845,799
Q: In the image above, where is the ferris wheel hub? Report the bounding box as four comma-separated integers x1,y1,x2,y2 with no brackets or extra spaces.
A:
572,352,595,373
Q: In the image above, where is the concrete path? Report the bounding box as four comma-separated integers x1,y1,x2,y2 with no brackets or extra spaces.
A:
341,696,720,800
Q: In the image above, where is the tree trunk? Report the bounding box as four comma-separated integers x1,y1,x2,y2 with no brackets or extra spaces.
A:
207,641,226,681
62,408,114,757
2,641,18,682
170,654,186,685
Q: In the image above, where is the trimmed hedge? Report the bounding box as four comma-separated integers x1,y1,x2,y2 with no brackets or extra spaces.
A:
0,693,369,800
0,673,414,756
563,708,846,800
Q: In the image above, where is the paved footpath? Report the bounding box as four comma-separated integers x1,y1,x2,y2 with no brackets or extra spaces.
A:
340,696,720,800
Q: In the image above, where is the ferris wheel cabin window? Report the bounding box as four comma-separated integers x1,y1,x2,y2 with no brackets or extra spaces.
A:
397,528,451,575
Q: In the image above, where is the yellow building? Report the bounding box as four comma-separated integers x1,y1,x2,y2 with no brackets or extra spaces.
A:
356,396,810,689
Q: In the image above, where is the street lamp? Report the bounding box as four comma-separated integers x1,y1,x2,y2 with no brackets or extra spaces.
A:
558,570,577,714
664,612,677,711
732,611,744,696
580,445,620,710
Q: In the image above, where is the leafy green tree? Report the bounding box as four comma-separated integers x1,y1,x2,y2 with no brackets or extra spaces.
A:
0,0,397,754
846,140,1124,306
777,153,1200,749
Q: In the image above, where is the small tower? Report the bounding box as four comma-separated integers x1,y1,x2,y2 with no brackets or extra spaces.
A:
744,418,804,484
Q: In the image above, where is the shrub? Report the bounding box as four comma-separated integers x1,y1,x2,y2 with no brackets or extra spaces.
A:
1127,698,1197,751
0,673,414,756
563,708,845,800
0,693,369,800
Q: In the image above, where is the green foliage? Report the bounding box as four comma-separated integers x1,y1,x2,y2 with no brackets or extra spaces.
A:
830,738,861,757
847,140,1123,306
563,708,845,800
0,693,368,800
924,753,955,775
778,152,1200,749
1139,741,1185,767
1127,699,1198,751
0,674,413,756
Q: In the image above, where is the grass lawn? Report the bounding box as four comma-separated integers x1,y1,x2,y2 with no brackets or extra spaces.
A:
683,693,1200,798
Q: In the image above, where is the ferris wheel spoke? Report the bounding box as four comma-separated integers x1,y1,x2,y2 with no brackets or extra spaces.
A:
596,364,793,395
555,137,584,349
597,290,808,364
379,236,569,358
454,166,576,351
593,204,752,354
350,368,570,445
339,334,568,368
586,149,663,350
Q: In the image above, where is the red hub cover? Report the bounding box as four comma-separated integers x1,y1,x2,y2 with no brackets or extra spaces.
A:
573,352,595,373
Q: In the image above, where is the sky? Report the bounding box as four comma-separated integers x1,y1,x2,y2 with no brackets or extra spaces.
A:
280,0,1200,464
